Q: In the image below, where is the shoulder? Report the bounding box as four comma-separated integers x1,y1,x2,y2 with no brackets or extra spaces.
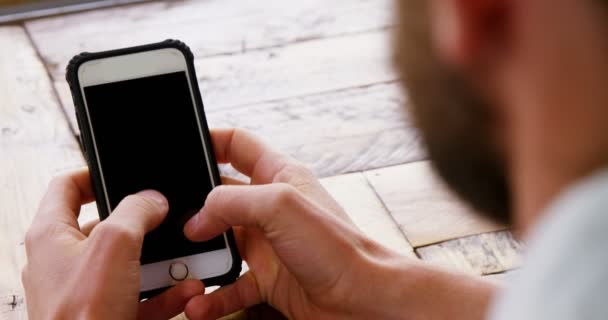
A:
490,171,608,320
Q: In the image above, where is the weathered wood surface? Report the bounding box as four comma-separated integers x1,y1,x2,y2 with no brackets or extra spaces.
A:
53,29,398,131
193,30,396,110
29,0,418,178
365,161,506,247
207,83,423,177
0,26,85,320
416,231,523,276
25,0,394,79
320,173,414,257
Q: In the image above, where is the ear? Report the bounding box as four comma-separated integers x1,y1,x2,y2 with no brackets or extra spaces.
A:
429,0,510,68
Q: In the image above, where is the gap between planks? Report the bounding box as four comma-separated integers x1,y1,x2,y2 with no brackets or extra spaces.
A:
322,168,522,276
361,161,522,275
365,161,507,247
25,0,396,79
52,28,399,132
416,231,524,276
320,172,415,257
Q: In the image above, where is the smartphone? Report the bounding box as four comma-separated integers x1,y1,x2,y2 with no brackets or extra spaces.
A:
66,40,241,298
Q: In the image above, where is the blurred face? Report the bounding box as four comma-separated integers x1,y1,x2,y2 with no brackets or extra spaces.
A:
395,0,608,225
394,1,511,224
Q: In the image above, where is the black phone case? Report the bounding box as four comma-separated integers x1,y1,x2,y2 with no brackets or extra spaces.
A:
65,40,242,299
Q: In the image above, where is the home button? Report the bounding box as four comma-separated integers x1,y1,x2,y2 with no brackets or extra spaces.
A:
169,262,189,281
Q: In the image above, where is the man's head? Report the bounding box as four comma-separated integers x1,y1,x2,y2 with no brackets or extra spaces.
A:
395,0,608,228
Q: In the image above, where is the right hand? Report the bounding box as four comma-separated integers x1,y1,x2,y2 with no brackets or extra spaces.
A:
183,129,413,320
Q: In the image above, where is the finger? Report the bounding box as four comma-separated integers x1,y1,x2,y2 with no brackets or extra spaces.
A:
221,176,248,186
184,184,345,246
185,272,262,320
184,184,360,292
80,219,100,236
34,168,95,230
138,280,204,320
98,190,169,241
210,128,289,182
210,129,337,216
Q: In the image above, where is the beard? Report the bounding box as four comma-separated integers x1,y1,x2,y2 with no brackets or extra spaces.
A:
394,0,512,224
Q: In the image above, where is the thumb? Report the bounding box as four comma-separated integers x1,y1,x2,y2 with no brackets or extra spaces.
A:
99,190,169,243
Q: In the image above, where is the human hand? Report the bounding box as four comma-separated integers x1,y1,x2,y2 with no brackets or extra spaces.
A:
183,129,412,320
22,170,204,320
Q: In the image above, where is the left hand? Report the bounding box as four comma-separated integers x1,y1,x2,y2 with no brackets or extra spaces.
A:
22,169,204,320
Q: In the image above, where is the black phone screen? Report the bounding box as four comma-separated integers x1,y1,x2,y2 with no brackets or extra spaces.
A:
83,71,226,265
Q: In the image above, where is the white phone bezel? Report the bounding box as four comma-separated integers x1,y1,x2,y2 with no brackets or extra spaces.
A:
77,48,234,292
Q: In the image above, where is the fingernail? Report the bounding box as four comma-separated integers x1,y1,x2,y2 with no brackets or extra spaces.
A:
137,190,167,206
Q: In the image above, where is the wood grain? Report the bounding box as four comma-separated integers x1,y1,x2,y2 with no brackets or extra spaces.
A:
207,83,423,177
54,29,398,132
41,0,409,179
193,30,396,110
416,231,523,276
25,0,394,79
0,26,85,320
365,161,505,247
320,172,414,257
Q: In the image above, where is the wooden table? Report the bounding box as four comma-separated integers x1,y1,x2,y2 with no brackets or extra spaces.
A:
0,1,522,318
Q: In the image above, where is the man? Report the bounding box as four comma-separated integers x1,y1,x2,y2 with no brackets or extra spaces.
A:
22,0,608,318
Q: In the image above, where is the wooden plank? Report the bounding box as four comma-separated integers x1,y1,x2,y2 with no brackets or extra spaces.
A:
365,162,505,247
55,29,397,134
0,28,72,145
0,26,85,320
320,173,415,257
207,83,423,177
416,231,523,276
194,30,396,110
25,0,394,79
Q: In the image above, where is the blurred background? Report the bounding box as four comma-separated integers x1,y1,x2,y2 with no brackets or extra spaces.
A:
0,1,521,319
0,0,147,23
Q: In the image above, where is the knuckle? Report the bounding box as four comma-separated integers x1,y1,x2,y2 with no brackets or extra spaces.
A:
97,223,141,244
206,185,228,206
273,162,314,185
123,194,159,213
273,183,300,207
24,223,69,254
24,227,42,250
233,128,254,139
